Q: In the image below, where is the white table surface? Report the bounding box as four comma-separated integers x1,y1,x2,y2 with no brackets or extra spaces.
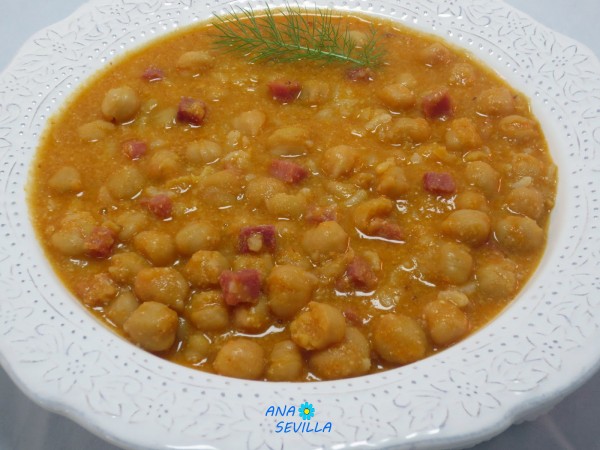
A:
1,1,599,449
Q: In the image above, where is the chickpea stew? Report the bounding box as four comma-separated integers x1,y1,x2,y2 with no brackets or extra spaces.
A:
29,10,557,381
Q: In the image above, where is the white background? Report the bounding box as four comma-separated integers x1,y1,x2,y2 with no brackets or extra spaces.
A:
0,0,599,449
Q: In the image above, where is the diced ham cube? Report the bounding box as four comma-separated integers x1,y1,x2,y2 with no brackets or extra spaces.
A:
346,67,374,82
141,194,173,219
422,88,453,119
423,172,456,194
343,308,363,325
177,97,207,126
306,205,337,223
141,66,165,82
219,269,262,306
346,256,378,291
370,218,405,242
268,79,302,103
84,226,116,258
239,225,276,253
269,159,308,184
121,139,147,160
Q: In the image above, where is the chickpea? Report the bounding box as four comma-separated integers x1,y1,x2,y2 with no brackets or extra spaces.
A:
442,209,491,247
232,254,273,282
326,180,359,199
134,267,189,313
449,63,476,86
147,150,181,180
321,145,359,179
267,126,312,157
277,248,313,270
420,42,453,66
186,291,228,331
512,153,544,178
108,252,150,285
423,300,469,346
362,108,392,133
437,242,473,285
445,118,482,152
100,219,121,237
106,291,139,327
266,340,304,381
265,192,307,219
266,265,317,319
232,297,272,333
151,107,177,128
506,187,544,220
376,166,409,199
115,211,148,241
394,72,416,88
101,86,140,123
465,161,500,197
300,80,330,105
317,252,354,282
184,250,229,288
377,84,416,111
290,302,346,351
175,221,221,255
455,191,488,211
301,221,349,263
106,166,145,200
427,143,457,163
50,212,95,257
346,30,368,46
372,314,428,364
494,215,544,253
133,230,176,266
51,228,85,257
198,169,244,207
232,110,266,137
99,186,119,208
76,273,117,307
49,166,82,194
186,139,223,164
176,50,214,75
499,115,538,141
123,301,178,352
67,212,97,234
308,327,371,380
379,117,431,144
476,259,517,299
77,119,115,142
213,338,265,380
353,197,393,233
182,333,211,364
438,289,470,308
245,177,287,207
476,87,515,116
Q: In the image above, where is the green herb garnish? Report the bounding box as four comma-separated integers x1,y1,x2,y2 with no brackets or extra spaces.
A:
211,4,385,67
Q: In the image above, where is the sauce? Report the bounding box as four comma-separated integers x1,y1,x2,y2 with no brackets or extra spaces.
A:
29,11,557,381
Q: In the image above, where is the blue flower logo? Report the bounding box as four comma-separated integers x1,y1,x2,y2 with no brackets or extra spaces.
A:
299,402,315,421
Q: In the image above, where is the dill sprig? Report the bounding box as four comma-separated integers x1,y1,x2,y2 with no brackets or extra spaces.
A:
211,4,385,67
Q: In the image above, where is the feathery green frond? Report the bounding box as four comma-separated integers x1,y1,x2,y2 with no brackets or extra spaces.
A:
211,4,385,67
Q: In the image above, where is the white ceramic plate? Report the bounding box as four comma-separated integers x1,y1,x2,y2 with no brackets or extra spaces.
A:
1,0,599,449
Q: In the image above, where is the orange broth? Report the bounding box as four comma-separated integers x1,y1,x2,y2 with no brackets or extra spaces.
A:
29,11,556,381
